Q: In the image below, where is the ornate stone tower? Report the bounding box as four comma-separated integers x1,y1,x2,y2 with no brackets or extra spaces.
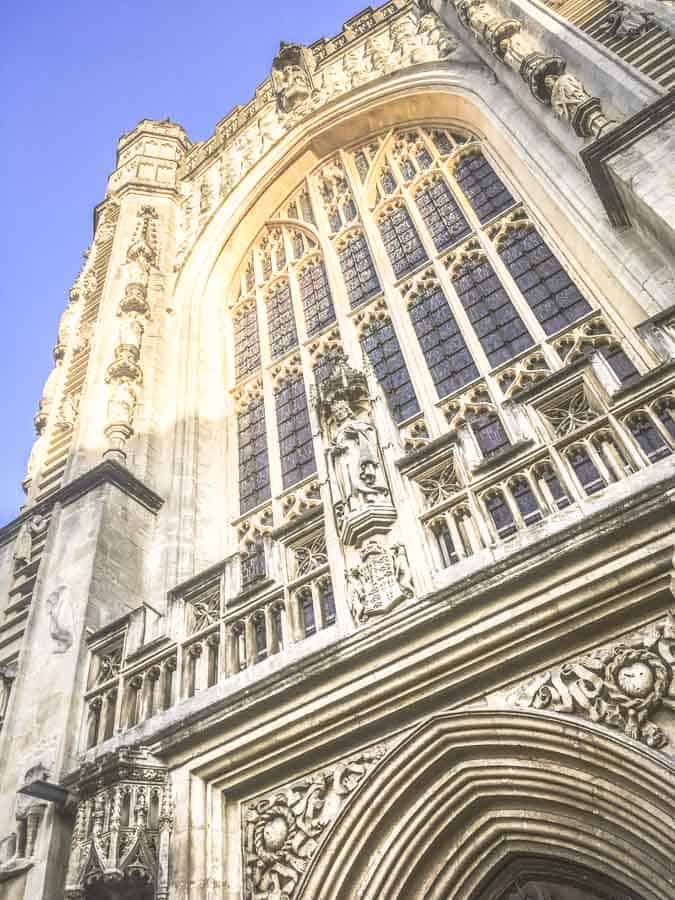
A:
1,2,674,899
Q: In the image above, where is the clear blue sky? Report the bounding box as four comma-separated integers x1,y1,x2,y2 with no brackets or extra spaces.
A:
0,0,368,523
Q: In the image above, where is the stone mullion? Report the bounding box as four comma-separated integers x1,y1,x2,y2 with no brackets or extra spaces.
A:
304,169,353,347
394,161,475,427
343,171,438,432
609,412,651,471
549,443,586,503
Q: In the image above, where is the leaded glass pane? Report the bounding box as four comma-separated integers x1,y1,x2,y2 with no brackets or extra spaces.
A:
485,491,517,538
299,261,336,336
454,151,515,223
567,446,606,494
626,413,671,462
313,346,343,388
599,345,639,384
238,398,271,513
470,410,511,458
499,227,592,335
275,376,316,488
452,256,533,366
361,318,420,423
509,477,543,526
234,305,261,380
378,205,427,279
338,234,381,308
407,285,478,398
300,591,316,637
267,282,298,359
319,581,336,626
415,177,471,251
433,519,458,566
430,129,453,156
539,463,571,509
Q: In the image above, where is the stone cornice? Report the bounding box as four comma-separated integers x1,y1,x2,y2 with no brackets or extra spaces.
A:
580,91,675,228
71,464,675,780
0,461,164,547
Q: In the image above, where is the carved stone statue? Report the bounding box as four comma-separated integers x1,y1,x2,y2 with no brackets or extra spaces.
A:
391,16,419,65
258,104,284,153
117,316,144,352
328,399,388,514
12,515,46,573
548,73,591,125
598,3,653,40
46,586,73,654
107,381,137,428
414,12,456,62
271,43,314,113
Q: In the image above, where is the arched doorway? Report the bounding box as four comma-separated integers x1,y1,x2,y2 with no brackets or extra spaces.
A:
296,711,674,900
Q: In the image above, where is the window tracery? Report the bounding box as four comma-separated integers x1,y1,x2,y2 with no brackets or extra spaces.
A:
224,121,654,585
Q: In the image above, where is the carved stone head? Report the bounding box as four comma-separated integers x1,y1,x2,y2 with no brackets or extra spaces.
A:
271,42,314,113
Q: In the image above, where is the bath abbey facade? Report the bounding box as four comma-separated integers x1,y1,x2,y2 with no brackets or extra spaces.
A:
1,0,674,897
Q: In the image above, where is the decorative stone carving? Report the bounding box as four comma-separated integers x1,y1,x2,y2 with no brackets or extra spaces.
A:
414,12,456,61
317,356,395,545
509,611,675,749
598,3,654,41
58,391,81,432
346,540,414,624
540,388,599,437
12,515,47,574
243,745,387,900
46,586,73,654
64,748,173,900
199,179,213,214
447,0,616,138
186,589,220,635
0,796,46,880
0,662,17,726
271,43,315,114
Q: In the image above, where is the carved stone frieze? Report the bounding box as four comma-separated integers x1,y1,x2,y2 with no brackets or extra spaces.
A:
243,744,387,900
507,611,675,749
448,0,616,138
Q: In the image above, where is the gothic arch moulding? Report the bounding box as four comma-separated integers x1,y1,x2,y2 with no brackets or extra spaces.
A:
295,710,675,900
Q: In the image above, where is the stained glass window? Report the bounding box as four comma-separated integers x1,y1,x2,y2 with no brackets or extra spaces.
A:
319,581,336,626
537,462,571,509
407,284,478,398
567,445,606,495
378,204,427,279
625,413,671,462
509,476,543,526
430,130,454,156
241,540,266,588
234,305,260,380
432,519,459,566
655,399,675,440
275,376,316,488
452,255,533,366
299,260,336,336
299,590,316,637
498,227,592,335
415,177,471,251
267,282,298,359
454,151,515,223
238,398,271,513
470,409,511,458
361,318,420,423
485,490,517,538
313,346,343,389
599,345,639,384
338,233,381,308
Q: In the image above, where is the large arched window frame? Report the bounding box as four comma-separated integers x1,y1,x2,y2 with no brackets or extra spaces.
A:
225,122,648,531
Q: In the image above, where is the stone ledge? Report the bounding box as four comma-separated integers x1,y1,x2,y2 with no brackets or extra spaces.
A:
580,91,675,229
71,460,675,769
0,461,164,547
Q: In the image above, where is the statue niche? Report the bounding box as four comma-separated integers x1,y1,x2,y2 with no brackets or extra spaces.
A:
318,356,396,546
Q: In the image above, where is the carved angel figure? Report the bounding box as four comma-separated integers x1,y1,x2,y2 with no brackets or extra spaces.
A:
117,316,144,352
328,400,388,513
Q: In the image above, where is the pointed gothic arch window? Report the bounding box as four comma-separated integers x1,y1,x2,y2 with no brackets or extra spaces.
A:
225,121,645,531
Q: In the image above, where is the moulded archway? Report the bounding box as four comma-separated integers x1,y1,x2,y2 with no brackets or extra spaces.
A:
295,710,675,900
